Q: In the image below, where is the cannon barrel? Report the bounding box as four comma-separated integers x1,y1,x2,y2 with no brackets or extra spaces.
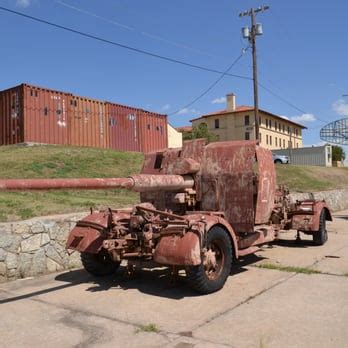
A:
0,174,194,192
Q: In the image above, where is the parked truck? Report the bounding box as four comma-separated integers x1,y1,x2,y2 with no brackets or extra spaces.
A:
0,139,332,293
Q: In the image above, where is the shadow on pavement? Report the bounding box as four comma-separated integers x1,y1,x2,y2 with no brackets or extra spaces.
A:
53,253,267,299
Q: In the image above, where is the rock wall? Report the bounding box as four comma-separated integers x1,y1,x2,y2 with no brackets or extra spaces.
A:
1,189,347,283
289,189,348,212
0,212,86,283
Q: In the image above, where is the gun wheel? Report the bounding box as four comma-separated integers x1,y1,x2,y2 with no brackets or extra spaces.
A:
81,251,120,277
313,210,328,246
186,226,233,294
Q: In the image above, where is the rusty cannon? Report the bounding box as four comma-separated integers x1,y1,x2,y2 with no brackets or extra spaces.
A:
0,139,332,294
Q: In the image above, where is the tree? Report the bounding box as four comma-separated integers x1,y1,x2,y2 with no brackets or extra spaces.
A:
183,123,218,143
332,145,346,162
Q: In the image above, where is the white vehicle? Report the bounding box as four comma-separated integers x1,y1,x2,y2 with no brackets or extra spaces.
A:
272,153,290,164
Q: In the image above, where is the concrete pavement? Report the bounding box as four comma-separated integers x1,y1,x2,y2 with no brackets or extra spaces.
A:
1,210,347,348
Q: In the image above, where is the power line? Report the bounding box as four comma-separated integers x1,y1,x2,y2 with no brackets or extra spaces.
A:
55,0,228,61
169,47,249,116
0,5,251,81
0,5,327,122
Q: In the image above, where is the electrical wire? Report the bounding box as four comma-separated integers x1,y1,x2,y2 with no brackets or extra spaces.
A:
169,47,250,116
0,5,251,81
55,0,228,61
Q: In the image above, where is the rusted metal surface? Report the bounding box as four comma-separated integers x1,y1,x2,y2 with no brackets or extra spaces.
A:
0,174,194,192
0,178,134,191
106,103,167,153
254,146,276,224
22,84,71,145
154,232,201,266
0,83,168,152
69,96,107,148
0,138,334,293
0,85,24,145
106,102,140,152
137,109,168,153
291,200,332,231
200,141,257,233
66,226,104,253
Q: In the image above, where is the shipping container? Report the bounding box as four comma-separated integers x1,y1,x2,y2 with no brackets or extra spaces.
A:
106,103,140,152
137,110,168,153
69,96,108,148
0,83,168,152
22,84,71,145
0,85,24,145
106,103,167,153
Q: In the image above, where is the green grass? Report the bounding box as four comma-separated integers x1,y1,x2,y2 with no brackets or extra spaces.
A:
256,263,321,275
135,323,159,333
0,145,143,222
276,164,348,192
0,144,347,222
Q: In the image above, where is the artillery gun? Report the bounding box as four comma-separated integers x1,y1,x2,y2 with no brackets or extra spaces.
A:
0,139,332,293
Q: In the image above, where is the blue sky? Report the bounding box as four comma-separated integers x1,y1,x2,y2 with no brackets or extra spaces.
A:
1,0,348,151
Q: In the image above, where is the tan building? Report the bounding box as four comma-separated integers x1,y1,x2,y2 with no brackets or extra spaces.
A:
191,94,306,150
167,123,183,148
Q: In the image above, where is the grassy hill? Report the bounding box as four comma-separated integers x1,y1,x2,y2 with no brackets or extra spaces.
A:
0,145,143,222
0,145,347,222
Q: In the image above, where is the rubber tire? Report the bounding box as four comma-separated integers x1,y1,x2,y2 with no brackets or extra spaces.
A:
81,251,120,277
274,159,282,164
313,210,328,246
186,226,233,294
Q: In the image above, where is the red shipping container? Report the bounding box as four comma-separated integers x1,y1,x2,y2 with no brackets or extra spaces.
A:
22,84,70,145
0,85,24,145
69,96,108,148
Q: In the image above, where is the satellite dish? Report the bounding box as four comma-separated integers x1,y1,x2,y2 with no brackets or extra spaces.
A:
320,118,348,145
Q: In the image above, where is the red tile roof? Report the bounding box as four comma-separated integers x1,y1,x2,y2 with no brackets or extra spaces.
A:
190,106,307,129
176,126,193,133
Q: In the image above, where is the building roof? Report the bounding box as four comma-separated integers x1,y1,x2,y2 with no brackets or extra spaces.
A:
190,105,307,129
176,126,193,133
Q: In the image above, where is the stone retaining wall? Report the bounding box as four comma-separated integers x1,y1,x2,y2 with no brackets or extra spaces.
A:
289,189,348,212
1,189,347,283
0,212,86,283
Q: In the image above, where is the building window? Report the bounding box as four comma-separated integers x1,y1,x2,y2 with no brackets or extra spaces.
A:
270,136,272,146
259,116,262,125
44,107,48,116
245,132,250,140
275,121,277,131
287,126,290,134
266,134,269,145
275,137,278,147
244,115,250,126
282,124,285,132
269,120,272,129
259,133,262,143
283,139,285,148
147,124,151,130
266,119,268,128
214,119,220,129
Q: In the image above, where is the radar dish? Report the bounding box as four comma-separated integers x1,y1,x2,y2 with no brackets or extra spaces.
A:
320,118,348,145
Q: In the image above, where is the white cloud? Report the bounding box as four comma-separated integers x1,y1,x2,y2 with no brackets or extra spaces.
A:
290,113,316,123
16,0,31,8
332,99,348,117
177,108,200,116
211,96,226,104
161,104,170,111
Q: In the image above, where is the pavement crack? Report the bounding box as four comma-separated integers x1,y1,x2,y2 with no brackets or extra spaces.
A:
192,272,296,332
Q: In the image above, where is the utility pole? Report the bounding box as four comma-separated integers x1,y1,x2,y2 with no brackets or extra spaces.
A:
239,5,269,142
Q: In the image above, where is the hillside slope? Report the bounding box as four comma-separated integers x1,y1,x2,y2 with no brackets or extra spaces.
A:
0,145,347,222
276,164,348,192
0,145,143,222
